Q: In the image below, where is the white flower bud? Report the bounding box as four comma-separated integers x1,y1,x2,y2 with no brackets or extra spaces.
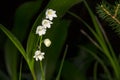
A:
44,38,51,47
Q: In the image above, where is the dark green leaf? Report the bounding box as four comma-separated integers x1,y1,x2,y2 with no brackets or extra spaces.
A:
0,24,26,60
45,20,70,80
26,0,82,79
4,0,43,79
26,0,82,68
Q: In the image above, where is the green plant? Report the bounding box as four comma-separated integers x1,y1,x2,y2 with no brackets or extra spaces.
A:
96,1,120,35
1,0,120,80
0,0,82,80
68,0,120,80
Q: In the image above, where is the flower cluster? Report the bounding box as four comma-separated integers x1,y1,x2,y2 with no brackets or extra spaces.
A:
36,9,57,36
33,9,57,61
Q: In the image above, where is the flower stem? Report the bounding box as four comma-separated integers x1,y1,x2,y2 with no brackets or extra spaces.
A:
39,36,45,80
39,36,43,50
56,45,68,80
40,61,45,80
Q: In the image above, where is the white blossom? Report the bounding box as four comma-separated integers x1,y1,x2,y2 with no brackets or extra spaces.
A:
36,25,46,36
33,50,45,61
42,19,53,28
45,9,57,20
44,38,51,47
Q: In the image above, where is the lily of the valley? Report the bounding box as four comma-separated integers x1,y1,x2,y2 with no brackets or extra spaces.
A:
34,8,57,61
42,19,53,28
36,26,46,36
45,9,57,20
33,50,45,61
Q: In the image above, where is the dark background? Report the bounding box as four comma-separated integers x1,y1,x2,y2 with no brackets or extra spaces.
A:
0,0,120,79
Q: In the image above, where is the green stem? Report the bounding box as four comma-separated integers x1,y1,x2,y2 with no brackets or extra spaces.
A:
40,61,45,80
39,36,43,50
114,4,120,17
29,67,36,80
81,30,103,51
56,45,68,80
27,60,36,80
39,36,45,80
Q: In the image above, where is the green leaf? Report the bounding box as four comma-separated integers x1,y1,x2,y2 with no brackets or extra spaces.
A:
13,0,43,40
0,24,26,60
46,0,82,17
83,1,120,79
4,41,18,80
26,0,82,65
4,0,43,79
56,45,68,80
45,20,70,80
25,0,82,79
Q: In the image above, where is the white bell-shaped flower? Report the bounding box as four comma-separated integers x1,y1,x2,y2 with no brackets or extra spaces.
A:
45,9,57,20
33,50,45,61
36,25,46,36
42,19,53,28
